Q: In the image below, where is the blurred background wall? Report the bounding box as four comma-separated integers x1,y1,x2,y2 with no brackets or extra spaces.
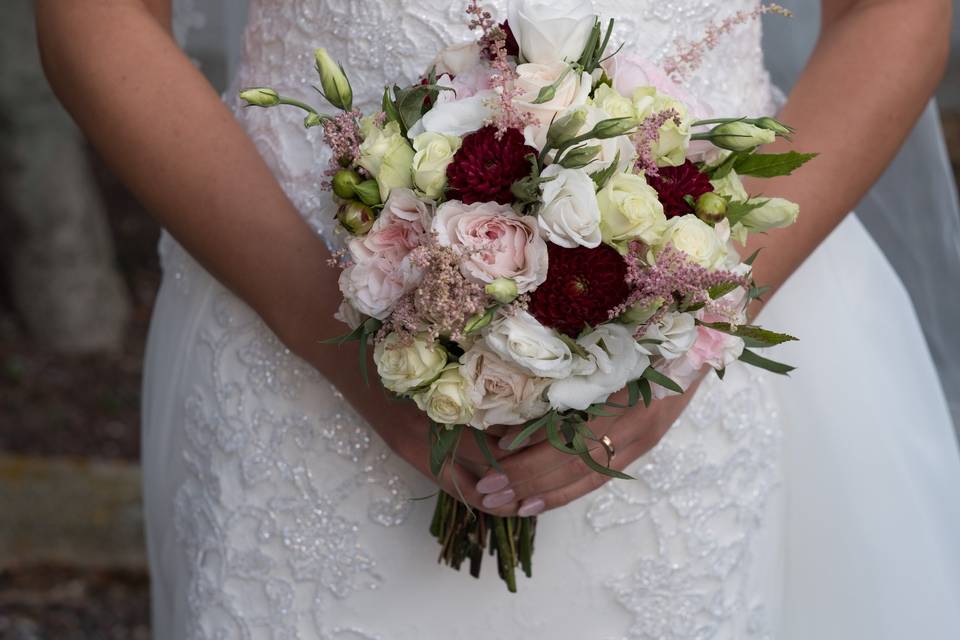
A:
0,2,958,637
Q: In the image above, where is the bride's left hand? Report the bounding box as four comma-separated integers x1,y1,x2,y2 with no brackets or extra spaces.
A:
472,377,703,518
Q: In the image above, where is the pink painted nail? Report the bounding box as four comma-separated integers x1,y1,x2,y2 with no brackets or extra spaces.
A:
518,497,545,518
482,488,516,510
476,472,510,495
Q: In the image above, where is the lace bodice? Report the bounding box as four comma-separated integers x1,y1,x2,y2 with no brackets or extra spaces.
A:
228,0,776,242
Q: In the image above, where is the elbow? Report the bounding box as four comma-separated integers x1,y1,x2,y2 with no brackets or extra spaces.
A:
920,0,952,85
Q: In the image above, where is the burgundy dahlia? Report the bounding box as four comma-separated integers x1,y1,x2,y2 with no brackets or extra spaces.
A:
647,160,715,219
529,244,631,338
446,126,537,205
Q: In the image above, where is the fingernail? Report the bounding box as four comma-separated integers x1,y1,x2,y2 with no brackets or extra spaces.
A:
476,472,510,495
482,488,516,510
499,434,527,451
518,497,545,517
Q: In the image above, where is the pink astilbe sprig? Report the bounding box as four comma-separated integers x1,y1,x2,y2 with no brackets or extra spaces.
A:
612,242,749,335
382,239,487,343
662,3,792,82
466,1,534,137
321,109,366,187
634,108,682,177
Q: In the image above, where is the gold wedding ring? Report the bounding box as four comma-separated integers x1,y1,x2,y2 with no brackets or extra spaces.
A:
600,435,616,463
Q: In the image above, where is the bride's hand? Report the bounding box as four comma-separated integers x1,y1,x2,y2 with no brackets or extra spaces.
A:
472,377,704,518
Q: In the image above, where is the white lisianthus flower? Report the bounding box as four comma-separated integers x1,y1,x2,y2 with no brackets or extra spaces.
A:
710,169,749,202
414,366,475,425
508,0,597,64
515,62,592,147
660,214,728,270
358,121,415,200
374,333,448,395
433,41,483,76
598,172,668,253
538,165,602,248
411,132,461,199
485,310,577,379
632,87,691,167
642,312,698,360
460,345,551,429
547,324,651,412
740,197,800,232
408,90,497,138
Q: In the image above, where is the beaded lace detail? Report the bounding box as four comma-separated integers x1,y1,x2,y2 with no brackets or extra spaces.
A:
164,1,783,638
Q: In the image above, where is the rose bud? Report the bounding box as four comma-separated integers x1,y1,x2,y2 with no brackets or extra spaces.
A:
485,278,519,305
239,87,280,108
709,121,776,152
336,202,376,235
695,192,728,224
314,47,353,112
332,169,363,199
463,308,497,335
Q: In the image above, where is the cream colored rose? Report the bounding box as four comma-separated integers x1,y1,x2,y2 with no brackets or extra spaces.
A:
412,132,461,199
460,346,550,429
359,121,415,200
414,366,475,425
591,84,635,119
632,88,691,167
538,164,602,248
374,333,448,395
514,62,592,147
598,172,668,253
660,214,728,269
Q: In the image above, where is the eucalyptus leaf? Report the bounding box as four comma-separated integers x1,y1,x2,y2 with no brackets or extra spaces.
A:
508,412,555,450
572,432,634,480
429,424,462,477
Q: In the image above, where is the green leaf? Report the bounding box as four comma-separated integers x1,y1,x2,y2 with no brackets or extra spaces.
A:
586,405,618,418
739,348,796,375
319,323,365,345
716,367,726,380
748,285,771,301
545,417,575,455
733,151,818,178
590,151,621,190
707,150,743,180
626,379,641,408
572,431,634,480
699,322,798,349
358,328,370,386
708,281,740,300
726,199,767,227
472,428,503,473
642,366,684,394
429,424,462,477
507,411,555,450
744,248,763,266
381,86,402,128
637,377,653,407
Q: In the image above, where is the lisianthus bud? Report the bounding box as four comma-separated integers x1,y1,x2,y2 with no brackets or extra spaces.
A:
709,121,776,152
558,144,602,169
753,117,794,136
354,179,383,207
740,197,800,232
239,87,280,107
591,116,638,140
696,192,728,224
485,278,519,305
332,169,362,199
336,202,376,235
620,298,663,325
314,47,353,112
304,112,326,128
546,108,588,148
464,308,497,335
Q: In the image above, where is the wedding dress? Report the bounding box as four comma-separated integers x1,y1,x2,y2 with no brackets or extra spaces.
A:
143,1,960,638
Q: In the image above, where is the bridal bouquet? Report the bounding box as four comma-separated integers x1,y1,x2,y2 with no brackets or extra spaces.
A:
241,0,807,592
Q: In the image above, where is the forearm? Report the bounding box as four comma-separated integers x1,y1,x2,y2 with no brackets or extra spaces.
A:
747,0,950,300
34,1,398,425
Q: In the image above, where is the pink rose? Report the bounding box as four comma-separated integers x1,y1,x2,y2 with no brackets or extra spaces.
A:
602,54,712,120
340,189,433,319
432,200,549,293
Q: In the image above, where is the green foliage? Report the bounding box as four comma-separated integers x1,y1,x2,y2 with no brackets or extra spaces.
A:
739,348,796,375
733,151,818,178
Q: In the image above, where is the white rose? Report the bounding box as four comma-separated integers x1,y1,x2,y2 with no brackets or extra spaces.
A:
374,333,448,394
660,214,728,270
408,90,497,138
485,310,576,379
642,312,698,360
414,366,475,425
358,121,415,200
710,169,749,202
740,197,800,232
632,88,692,167
433,41,483,76
515,62,592,147
547,324,651,411
508,0,597,64
538,165,602,248
412,132,461,199
591,84,635,119
598,172,668,252
460,345,550,429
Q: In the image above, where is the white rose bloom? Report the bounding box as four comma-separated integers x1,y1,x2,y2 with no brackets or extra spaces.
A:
460,346,550,429
660,214,728,270
642,312,698,360
508,0,597,64
741,197,800,232
408,90,497,138
433,41,483,76
538,165,602,248
710,169,749,202
547,324,651,411
374,333,448,395
591,84,635,119
485,310,576,379
515,62,592,147
412,132,461,199
414,366,475,425
598,172,668,252
632,88,692,167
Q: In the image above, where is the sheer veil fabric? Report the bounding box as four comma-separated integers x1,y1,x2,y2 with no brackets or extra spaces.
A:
146,1,960,639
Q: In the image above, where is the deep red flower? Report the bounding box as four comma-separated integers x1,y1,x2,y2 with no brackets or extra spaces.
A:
529,244,631,337
647,160,715,219
446,126,537,205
